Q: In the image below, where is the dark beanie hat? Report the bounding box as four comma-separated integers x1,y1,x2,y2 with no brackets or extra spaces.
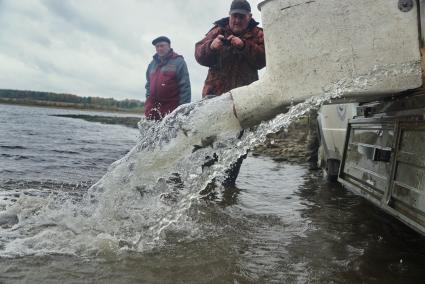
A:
152,36,171,45
229,0,251,15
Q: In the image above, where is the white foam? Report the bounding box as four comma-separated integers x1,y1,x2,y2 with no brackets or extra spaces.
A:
1,62,416,257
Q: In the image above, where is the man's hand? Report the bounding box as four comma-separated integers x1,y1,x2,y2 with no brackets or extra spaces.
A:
227,35,245,49
210,35,225,50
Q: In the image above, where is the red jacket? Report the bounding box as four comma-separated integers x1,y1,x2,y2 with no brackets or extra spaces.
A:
195,17,266,97
144,50,191,120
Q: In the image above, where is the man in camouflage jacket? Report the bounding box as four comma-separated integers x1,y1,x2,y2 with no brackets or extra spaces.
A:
195,0,266,98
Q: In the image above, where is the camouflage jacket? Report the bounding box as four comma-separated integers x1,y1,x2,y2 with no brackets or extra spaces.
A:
195,17,266,97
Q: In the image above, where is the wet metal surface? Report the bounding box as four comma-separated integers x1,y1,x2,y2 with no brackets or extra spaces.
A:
340,100,425,236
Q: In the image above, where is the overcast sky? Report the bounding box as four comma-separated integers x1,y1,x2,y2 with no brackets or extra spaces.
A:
0,0,262,101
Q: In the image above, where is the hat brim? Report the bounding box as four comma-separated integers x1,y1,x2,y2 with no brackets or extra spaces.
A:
151,36,171,46
229,9,250,15
152,40,170,46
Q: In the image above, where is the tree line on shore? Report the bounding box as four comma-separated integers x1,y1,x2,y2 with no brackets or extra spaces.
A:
0,89,144,113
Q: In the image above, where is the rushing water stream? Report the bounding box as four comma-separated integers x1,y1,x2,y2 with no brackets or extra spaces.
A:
1,94,322,257
1,102,425,283
1,64,425,282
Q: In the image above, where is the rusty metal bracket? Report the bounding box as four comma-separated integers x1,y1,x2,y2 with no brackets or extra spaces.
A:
398,0,414,12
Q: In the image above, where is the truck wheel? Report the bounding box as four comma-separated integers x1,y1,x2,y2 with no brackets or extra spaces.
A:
326,159,340,182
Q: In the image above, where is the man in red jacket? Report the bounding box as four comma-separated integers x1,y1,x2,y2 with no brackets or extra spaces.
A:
195,0,266,98
145,36,191,120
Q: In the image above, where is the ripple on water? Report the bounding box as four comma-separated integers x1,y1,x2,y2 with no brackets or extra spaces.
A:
1,64,425,282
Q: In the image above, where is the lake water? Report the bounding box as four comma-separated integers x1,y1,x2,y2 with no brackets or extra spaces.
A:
0,103,424,283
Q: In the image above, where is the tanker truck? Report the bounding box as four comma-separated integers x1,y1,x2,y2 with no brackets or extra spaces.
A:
227,0,425,235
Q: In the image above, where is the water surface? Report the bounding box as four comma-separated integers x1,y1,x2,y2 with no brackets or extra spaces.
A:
0,103,424,283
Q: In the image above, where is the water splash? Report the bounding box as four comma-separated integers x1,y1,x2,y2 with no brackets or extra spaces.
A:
0,62,420,257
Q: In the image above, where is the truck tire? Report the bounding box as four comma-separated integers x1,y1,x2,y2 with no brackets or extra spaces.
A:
326,159,340,182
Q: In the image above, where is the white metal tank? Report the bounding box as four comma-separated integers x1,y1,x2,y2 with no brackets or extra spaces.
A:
231,0,422,127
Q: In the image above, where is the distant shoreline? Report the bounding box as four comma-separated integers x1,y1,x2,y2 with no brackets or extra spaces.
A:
51,114,141,129
0,100,143,115
0,89,145,114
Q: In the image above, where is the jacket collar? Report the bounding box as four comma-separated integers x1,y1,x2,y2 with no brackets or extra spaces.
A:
213,17,259,31
153,49,181,63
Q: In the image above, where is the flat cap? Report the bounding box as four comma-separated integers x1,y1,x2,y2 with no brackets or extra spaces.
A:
229,0,251,15
152,36,171,45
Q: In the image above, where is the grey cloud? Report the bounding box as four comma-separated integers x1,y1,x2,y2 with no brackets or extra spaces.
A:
41,0,110,39
40,0,150,57
29,33,52,48
0,0,262,101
